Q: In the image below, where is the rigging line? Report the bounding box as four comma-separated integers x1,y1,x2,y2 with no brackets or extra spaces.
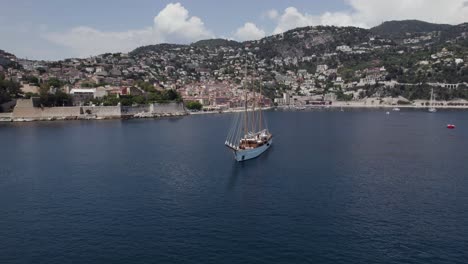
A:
245,59,249,135
258,85,262,131
235,111,243,147
227,115,234,144
227,111,239,144
231,111,241,145
230,112,240,143
250,82,255,133
226,113,235,142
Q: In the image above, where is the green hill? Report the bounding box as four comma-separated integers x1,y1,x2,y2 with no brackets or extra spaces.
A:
371,20,452,37
191,38,241,48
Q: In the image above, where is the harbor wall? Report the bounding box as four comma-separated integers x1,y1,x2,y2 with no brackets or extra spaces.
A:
41,107,82,118
150,102,186,114
121,105,151,117
0,112,12,122
11,99,187,121
81,106,121,118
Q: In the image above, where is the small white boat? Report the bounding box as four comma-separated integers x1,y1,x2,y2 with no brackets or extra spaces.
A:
392,107,400,111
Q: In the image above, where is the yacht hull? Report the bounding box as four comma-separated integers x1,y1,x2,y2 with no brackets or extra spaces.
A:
233,138,272,162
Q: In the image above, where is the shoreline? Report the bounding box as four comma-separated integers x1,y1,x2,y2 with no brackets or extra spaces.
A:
3,103,468,123
278,102,468,110
189,107,274,115
0,112,188,123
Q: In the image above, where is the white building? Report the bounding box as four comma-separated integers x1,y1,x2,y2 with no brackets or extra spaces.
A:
316,65,328,74
283,93,290,105
336,45,352,52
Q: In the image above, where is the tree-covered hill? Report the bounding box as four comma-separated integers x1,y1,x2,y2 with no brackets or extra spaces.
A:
191,38,241,48
370,20,452,37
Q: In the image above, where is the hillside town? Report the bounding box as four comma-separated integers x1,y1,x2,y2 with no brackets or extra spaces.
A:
1,21,468,117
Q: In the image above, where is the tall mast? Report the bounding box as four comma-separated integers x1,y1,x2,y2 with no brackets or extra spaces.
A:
259,80,262,131
244,64,248,136
252,78,256,132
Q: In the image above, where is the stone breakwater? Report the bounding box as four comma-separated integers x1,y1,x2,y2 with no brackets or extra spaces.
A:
1,98,186,122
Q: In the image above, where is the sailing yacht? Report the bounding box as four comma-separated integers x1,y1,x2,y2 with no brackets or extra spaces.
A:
225,76,272,162
429,88,437,113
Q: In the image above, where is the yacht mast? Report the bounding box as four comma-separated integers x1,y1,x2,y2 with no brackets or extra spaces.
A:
252,78,256,132
244,64,248,136
259,81,263,131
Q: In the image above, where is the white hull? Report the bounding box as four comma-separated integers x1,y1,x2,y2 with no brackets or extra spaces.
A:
233,138,272,162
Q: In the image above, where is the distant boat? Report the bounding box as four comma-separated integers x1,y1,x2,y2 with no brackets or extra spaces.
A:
386,111,390,115
225,71,272,162
392,107,400,111
429,88,437,113
447,124,456,129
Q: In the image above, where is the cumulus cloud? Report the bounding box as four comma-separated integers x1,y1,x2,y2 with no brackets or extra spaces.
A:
265,9,279,20
272,6,366,34
234,22,266,41
45,27,157,58
153,2,212,42
44,2,213,58
272,0,468,34
348,0,468,26
273,7,316,34
15,0,468,59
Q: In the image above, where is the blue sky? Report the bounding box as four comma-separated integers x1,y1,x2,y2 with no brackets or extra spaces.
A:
1,0,467,60
1,0,345,33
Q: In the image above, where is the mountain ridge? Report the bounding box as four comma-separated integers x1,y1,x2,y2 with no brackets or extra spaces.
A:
370,20,452,37
129,19,465,57
1,19,466,61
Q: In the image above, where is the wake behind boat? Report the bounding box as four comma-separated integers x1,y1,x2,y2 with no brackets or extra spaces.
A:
225,70,273,162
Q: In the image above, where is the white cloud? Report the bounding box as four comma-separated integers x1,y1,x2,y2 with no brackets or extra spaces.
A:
45,26,157,58
273,0,468,34
348,0,468,26
234,22,266,41
153,2,212,42
272,7,366,34
273,7,316,34
7,0,468,59
265,9,279,20
43,2,213,58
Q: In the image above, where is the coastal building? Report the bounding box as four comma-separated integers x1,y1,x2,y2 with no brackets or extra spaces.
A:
316,65,328,74
70,88,96,106
336,45,352,52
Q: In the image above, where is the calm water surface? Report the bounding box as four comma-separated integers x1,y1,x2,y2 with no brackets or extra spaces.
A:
1,110,468,263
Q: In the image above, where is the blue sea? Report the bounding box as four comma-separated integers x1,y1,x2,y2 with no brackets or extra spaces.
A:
1,109,468,263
